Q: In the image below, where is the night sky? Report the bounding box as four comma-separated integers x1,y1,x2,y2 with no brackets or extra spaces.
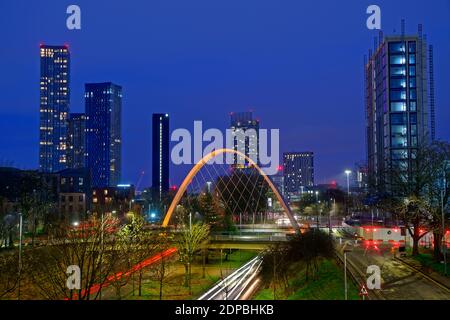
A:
0,0,449,188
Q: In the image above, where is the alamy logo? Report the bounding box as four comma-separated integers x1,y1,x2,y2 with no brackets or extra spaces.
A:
366,5,381,30
171,121,280,175
66,5,81,30
366,265,381,290
66,265,81,290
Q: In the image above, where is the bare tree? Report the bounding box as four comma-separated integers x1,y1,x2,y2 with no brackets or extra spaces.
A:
0,251,19,299
385,141,449,256
24,214,120,300
111,215,162,298
150,249,175,300
176,222,210,294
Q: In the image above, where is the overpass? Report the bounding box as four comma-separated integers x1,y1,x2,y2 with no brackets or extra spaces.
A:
206,234,289,250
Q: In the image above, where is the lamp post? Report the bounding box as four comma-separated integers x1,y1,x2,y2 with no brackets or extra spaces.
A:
18,212,23,300
342,242,353,300
329,198,335,236
315,191,319,228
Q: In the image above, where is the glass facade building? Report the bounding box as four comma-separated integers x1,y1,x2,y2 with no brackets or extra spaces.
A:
67,113,86,169
230,111,260,168
85,83,122,187
366,34,430,192
283,152,314,196
152,113,170,202
39,45,70,172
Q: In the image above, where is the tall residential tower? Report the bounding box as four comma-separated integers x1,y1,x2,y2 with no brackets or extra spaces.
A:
152,113,170,202
39,44,70,172
230,111,259,168
85,83,122,187
365,26,433,192
67,113,86,169
283,152,314,196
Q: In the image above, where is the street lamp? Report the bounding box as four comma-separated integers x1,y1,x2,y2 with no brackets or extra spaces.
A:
344,170,351,195
315,191,320,228
342,242,353,300
18,212,23,300
329,198,335,236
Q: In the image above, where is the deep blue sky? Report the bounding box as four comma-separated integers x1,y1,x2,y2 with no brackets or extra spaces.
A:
0,0,449,188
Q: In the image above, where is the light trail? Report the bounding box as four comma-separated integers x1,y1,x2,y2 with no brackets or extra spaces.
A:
69,247,177,300
198,255,262,300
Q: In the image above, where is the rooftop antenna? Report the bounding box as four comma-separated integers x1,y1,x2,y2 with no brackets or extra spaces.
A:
429,45,436,141
378,30,383,46
418,23,423,40
374,37,378,52
401,19,405,37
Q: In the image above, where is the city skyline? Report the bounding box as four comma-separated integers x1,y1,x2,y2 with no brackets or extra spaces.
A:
0,0,449,188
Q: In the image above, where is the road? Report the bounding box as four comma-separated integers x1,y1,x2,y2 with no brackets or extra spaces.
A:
198,256,263,300
338,241,450,300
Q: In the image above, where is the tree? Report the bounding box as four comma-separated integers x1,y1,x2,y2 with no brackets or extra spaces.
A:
0,250,19,299
286,230,334,281
260,230,334,298
175,222,210,294
385,141,449,257
260,244,289,299
198,192,221,229
24,215,120,300
423,142,449,261
122,215,161,297
150,247,174,300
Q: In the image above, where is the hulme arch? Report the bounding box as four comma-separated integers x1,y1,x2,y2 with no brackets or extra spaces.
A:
162,148,300,233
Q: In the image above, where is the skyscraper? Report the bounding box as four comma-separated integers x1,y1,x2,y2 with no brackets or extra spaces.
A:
283,152,314,196
67,113,86,169
230,111,259,167
365,26,432,192
85,83,122,187
39,44,70,172
152,113,170,203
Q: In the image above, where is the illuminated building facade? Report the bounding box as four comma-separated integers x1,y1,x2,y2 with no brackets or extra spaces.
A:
366,30,432,192
283,152,314,196
85,83,122,187
39,45,70,172
230,111,259,168
152,113,170,202
67,113,86,169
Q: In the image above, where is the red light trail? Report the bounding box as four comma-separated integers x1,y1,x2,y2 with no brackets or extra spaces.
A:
69,247,177,300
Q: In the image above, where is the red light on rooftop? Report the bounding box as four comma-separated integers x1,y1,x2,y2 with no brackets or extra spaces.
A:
170,185,177,191
277,165,283,172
